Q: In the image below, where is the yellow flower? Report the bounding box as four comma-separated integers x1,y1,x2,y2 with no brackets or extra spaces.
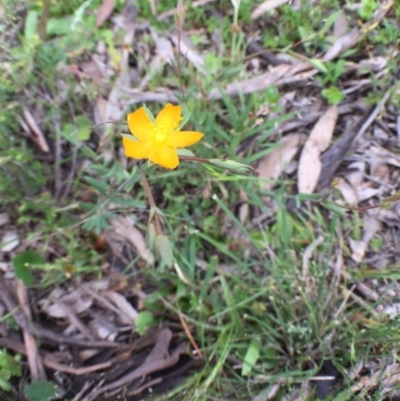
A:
123,104,204,169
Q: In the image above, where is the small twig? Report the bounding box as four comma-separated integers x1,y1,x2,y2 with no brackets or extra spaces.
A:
16,280,46,380
329,202,381,211
0,337,112,375
71,381,93,401
178,312,203,358
396,115,400,147
61,101,79,200
37,0,51,41
61,146,78,200
354,90,391,142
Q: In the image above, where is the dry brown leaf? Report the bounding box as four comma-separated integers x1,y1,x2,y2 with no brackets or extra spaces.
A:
335,177,358,206
88,312,119,341
169,32,205,73
139,35,175,90
1,231,19,252
0,213,10,227
103,290,138,324
157,0,216,20
349,214,381,263
110,216,154,264
251,0,290,19
22,108,50,153
333,10,349,37
96,0,115,27
39,281,109,318
257,133,306,190
298,105,338,194
208,63,317,99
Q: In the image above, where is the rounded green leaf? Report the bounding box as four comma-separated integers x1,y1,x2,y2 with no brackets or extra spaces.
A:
155,235,174,267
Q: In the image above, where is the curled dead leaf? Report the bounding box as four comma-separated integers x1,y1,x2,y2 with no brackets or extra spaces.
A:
298,105,338,194
257,133,306,190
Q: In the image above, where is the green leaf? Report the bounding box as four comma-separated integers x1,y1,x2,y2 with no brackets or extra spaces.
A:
122,166,141,191
12,251,44,285
75,115,92,141
61,123,78,145
296,193,321,202
209,159,254,174
135,311,155,335
24,11,39,41
0,350,22,383
143,103,155,123
111,195,145,209
0,377,11,391
120,133,138,141
321,10,344,34
321,202,347,216
242,337,261,376
85,176,108,195
46,18,71,37
24,380,57,401
216,65,244,82
309,59,328,73
321,86,345,105
276,208,293,244
61,116,92,143
176,148,195,157
82,214,110,234
177,112,191,130
155,235,174,267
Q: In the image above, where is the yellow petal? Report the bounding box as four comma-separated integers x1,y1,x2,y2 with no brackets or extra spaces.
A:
148,145,179,169
127,108,154,142
165,131,204,148
155,104,182,133
123,137,151,159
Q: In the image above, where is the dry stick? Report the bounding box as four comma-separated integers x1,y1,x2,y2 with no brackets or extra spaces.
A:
0,337,112,375
50,112,62,201
176,0,185,94
72,381,93,401
61,100,80,200
139,169,163,235
37,0,51,41
88,342,187,400
178,312,203,358
16,280,46,380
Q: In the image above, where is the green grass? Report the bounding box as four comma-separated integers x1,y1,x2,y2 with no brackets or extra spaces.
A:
1,0,400,400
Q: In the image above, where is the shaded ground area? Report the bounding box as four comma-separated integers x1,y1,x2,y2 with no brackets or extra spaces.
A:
1,0,400,400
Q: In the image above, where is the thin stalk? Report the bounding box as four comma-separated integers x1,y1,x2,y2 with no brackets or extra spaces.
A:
139,169,163,235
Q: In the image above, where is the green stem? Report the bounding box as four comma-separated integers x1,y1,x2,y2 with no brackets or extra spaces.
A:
140,169,163,235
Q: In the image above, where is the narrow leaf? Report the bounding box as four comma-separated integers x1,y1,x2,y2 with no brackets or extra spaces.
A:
242,337,261,376
155,235,174,267
143,104,155,123
177,112,191,130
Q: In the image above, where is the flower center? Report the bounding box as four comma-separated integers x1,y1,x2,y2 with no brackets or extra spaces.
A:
153,127,168,144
